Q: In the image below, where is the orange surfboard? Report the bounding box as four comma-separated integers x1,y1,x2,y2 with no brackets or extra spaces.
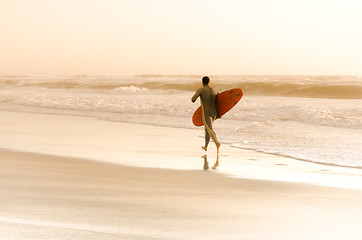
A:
192,88,243,126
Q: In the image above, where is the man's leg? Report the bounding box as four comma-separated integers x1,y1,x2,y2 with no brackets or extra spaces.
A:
202,115,220,153
203,127,210,151
200,100,220,153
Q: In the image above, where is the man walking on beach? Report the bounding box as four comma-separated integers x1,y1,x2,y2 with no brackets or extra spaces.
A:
192,76,220,154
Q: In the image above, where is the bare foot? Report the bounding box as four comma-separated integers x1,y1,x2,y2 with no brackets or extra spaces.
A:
202,146,207,151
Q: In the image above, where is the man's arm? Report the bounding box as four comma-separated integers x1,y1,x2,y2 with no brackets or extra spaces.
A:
191,89,200,103
211,87,218,96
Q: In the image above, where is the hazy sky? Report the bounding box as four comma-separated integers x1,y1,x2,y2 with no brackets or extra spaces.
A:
1,0,362,75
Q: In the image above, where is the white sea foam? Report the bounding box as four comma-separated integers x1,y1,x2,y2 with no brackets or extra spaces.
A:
113,85,148,94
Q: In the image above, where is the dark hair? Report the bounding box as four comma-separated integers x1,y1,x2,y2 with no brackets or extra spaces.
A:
202,76,210,85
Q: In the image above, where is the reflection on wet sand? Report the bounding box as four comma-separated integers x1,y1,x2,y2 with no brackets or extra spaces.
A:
202,154,220,170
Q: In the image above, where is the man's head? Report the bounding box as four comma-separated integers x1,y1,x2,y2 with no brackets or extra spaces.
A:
202,76,210,85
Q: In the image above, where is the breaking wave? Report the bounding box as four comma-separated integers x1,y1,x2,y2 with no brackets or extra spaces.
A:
1,75,361,99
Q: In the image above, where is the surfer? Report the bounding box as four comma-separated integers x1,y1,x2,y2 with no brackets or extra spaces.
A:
191,76,220,154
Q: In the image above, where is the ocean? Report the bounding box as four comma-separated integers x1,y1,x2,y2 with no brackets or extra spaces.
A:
1,75,361,168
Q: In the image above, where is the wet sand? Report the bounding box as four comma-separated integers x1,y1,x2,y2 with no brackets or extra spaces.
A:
1,111,362,239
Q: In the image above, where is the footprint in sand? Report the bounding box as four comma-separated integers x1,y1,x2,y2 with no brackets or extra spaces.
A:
275,163,288,166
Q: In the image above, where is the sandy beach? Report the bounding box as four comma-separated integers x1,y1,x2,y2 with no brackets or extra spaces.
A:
1,110,362,239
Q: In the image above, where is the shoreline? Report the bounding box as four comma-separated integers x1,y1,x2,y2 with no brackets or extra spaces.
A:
1,110,362,189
